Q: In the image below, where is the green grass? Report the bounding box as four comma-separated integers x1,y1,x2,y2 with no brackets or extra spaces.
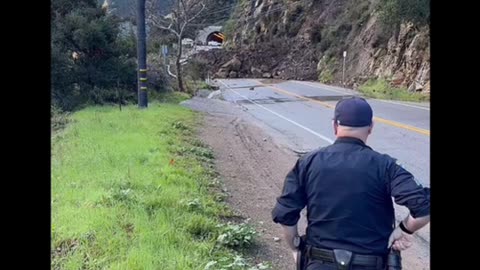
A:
51,103,269,270
51,105,71,134
151,91,191,104
318,69,334,84
358,79,429,102
184,80,215,95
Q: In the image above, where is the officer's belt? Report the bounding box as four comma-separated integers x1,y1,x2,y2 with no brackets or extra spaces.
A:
307,246,384,268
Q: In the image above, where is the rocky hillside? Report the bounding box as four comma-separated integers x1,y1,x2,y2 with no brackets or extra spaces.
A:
195,0,430,93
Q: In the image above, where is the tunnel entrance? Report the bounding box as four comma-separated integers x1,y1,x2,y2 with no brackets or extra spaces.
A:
206,31,224,45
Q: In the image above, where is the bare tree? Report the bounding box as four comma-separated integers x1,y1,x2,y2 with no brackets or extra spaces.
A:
147,0,205,92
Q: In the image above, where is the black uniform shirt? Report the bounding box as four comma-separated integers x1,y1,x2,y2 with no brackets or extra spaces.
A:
272,137,430,255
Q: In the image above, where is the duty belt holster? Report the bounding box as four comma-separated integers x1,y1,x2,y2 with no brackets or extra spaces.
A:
296,249,304,270
386,249,401,270
296,235,307,270
386,216,402,270
333,249,353,270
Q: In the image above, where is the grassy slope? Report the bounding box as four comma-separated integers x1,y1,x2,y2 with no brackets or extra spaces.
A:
51,102,265,269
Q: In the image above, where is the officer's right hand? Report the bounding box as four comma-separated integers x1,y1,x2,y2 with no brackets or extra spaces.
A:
388,226,413,251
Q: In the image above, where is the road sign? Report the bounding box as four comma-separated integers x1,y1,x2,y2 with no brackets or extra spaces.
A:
161,45,168,57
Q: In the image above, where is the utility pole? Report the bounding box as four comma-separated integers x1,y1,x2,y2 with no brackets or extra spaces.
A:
137,0,148,108
342,51,347,86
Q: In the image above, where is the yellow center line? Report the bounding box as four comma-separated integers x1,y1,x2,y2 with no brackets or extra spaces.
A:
252,80,430,136
295,80,349,94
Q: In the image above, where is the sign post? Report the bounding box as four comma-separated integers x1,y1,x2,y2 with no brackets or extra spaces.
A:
342,51,347,86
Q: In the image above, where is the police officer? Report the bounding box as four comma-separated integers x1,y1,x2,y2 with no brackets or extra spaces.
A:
272,97,430,269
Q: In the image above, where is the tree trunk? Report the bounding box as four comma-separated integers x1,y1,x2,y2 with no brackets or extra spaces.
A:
176,36,185,92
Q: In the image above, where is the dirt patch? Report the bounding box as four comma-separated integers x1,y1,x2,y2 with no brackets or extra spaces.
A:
184,97,298,269
198,116,297,269
52,238,80,259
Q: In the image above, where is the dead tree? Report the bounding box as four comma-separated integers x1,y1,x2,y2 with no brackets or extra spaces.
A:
147,0,205,92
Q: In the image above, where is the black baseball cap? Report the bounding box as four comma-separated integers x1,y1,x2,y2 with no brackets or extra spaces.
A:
333,96,373,127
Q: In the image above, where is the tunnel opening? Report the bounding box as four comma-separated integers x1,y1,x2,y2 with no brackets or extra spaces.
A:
206,31,224,45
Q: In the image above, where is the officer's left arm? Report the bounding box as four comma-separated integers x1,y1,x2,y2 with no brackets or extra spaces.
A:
388,161,430,219
386,161,430,250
